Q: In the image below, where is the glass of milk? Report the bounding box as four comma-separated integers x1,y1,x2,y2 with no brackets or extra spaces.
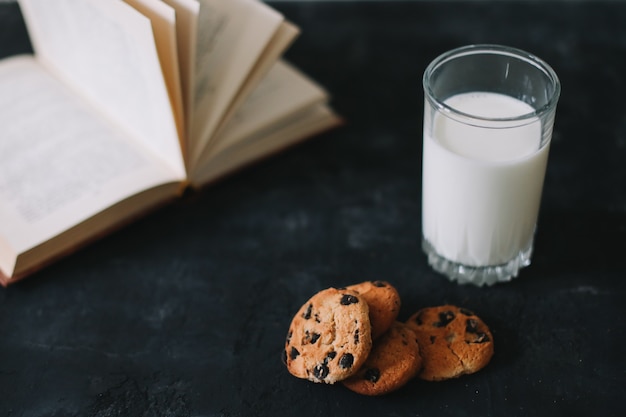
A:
421,44,560,286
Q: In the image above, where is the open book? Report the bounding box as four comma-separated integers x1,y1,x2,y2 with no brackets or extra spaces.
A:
0,0,341,285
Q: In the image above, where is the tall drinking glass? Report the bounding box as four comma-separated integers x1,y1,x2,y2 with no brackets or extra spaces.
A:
421,44,560,286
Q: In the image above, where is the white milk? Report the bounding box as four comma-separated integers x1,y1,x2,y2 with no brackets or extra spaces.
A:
422,92,550,267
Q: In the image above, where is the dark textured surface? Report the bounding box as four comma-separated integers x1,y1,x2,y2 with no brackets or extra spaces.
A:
1,1,625,416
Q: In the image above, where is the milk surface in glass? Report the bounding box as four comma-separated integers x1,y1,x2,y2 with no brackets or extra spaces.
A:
422,91,550,267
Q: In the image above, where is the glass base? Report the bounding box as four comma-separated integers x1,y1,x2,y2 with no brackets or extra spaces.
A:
421,238,533,286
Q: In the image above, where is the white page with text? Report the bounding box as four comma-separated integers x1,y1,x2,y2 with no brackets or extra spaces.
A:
0,57,181,267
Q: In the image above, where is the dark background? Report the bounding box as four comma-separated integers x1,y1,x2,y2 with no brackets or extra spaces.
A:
1,1,625,416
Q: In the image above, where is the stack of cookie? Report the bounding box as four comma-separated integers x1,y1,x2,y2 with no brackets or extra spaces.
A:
282,281,494,396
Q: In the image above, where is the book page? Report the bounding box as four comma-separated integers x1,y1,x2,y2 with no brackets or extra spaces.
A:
203,60,329,159
124,0,186,153
0,56,182,277
193,21,300,166
189,0,285,165
193,104,341,186
161,0,199,130
17,0,185,177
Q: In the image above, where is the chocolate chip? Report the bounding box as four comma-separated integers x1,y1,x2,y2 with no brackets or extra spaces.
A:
286,330,292,344
472,332,490,343
289,347,300,360
354,329,360,344
430,335,436,344
372,281,386,287
364,368,380,383
313,363,329,380
460,308,475,316
339,353,354,369
414,311,424,326
325,351,337,362
433,310,455,327
466,318,479,333
304,329,318,344
340,294,359,305
302,304,312,320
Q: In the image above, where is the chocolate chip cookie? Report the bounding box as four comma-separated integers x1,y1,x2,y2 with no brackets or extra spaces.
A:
342,321,422,396
283,287,373,384
345,280,401,340
405,305,494,381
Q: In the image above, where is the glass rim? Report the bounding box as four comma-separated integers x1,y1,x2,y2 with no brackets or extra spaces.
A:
423,44,561,125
